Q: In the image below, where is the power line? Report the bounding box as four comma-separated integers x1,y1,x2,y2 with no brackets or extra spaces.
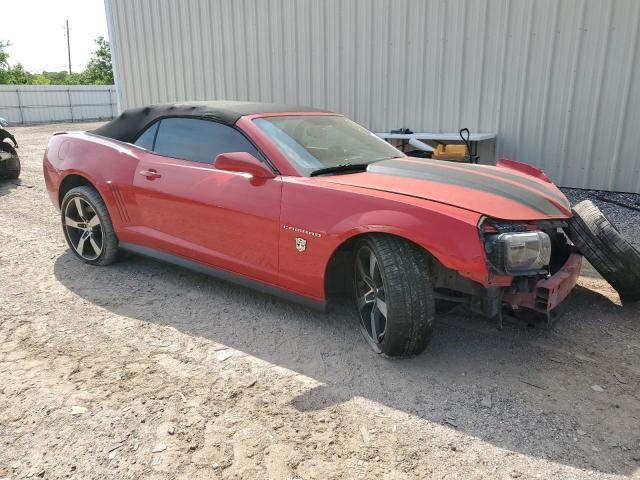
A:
64,19,72,74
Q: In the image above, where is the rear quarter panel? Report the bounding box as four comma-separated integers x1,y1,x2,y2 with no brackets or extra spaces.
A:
44,132,141,233
279,177,492,299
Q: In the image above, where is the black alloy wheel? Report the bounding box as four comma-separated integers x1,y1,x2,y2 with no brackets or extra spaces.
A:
355,245,388,351
352,235,435,357
64,196,104,261
61,186,119,266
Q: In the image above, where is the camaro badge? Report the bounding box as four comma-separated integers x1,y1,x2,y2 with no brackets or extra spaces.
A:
295,237,307,252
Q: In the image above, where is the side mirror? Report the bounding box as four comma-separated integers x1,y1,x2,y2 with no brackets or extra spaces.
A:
214,152,275,179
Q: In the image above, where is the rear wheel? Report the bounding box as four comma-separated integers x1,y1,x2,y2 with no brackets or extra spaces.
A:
0,143,20,179
353,235,435,357
61,186,119,266
565,200,640,304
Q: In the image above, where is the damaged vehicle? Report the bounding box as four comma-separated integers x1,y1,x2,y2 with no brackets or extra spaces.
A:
42,102,635,357
0,117,20,180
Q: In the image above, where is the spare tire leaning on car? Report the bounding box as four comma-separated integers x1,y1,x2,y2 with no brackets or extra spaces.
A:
565,200,640,304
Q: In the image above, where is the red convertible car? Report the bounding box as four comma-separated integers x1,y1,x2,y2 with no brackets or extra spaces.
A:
43,101,583,357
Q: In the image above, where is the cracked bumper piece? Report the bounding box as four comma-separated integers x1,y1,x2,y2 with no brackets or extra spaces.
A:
503,251,583,312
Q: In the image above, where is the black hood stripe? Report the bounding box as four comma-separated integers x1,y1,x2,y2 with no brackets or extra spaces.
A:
410,158,570,209
367,159,566,217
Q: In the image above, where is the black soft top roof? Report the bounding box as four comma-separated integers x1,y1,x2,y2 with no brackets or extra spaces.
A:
90,101,330,143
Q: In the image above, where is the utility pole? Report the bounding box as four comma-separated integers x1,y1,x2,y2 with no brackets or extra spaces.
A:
65,19,71,74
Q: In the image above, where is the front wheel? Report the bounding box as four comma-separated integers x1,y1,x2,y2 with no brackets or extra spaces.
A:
61,186,119,266
353,235,435,357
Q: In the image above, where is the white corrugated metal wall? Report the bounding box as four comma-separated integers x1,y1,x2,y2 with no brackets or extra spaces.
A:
0,85,117,124
106,0,640,192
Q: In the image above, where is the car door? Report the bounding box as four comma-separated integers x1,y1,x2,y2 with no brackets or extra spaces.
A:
131,117,282,285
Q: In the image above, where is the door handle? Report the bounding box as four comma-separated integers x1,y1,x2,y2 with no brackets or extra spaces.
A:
139,169,162,179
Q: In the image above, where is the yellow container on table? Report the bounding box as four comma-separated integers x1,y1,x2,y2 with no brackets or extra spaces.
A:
432,144,468,161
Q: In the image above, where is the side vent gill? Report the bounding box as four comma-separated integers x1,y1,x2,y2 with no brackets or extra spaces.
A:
107,182,130,224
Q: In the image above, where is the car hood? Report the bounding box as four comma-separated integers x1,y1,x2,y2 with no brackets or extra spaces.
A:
321,158,572,221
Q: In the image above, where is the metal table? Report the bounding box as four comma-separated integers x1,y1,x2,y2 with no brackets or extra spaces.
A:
376,131,496,155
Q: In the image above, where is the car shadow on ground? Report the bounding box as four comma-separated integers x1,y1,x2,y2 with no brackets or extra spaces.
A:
0,178,21,197
53,251,640,476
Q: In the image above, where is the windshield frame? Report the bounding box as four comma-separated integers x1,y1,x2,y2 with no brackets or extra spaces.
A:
251,113,405,177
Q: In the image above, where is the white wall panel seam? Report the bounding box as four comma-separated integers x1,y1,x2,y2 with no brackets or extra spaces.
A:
558,0,586,186
515,0,534,161
494,0,511,157
536,0,560,167
609,1,640,191
475,0,489,130
582,0,614,189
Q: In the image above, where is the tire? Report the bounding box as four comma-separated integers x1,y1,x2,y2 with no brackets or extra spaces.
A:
61,186,119,266
565,200,640,304
353,234,435,357
0,143,20,180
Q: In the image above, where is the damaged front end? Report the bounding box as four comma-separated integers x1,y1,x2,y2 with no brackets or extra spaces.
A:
480,218,582,328
502,251,582,325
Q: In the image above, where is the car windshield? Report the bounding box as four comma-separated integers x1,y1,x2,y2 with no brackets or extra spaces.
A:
254,115,404,176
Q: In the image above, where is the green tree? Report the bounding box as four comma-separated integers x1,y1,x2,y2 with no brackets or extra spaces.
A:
40,71,69,84
0,40,10,68
32,74,51,85
4,63,33,84
63,72,89,85
0,40,33,84
83,37,114,85
0,40,12,83
0,37,114,85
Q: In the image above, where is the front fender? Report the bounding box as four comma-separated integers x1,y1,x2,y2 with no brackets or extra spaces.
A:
279,178,491,300
328,208,488,283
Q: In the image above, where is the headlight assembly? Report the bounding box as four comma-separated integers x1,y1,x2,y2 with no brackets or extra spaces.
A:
485,231,551,275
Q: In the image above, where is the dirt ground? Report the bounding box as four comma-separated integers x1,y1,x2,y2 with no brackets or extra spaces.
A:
1,122,639,480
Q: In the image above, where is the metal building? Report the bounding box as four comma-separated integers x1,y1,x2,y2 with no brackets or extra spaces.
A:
105,0,640,192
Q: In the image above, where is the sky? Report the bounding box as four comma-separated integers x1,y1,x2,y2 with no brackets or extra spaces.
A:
1,0,109,73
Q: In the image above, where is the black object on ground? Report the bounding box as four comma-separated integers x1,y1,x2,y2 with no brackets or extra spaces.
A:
565,200,640,304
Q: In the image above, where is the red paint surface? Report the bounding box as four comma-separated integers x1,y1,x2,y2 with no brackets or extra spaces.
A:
497,157,553,183
43,111,573,304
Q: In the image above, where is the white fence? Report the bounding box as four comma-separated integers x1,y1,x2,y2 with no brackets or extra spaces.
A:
0,85,117,124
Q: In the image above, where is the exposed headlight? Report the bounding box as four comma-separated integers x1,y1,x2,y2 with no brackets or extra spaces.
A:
485,231,551,275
